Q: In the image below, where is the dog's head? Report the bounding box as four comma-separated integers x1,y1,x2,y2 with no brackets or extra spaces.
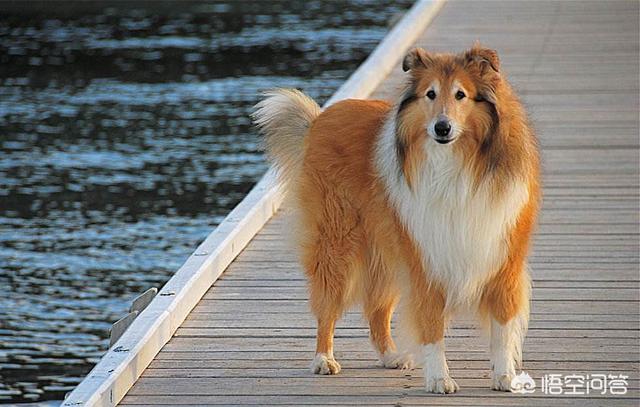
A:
397,44,502,146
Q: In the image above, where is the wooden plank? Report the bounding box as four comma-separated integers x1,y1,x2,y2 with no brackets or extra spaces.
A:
173,327,640,340
139,367,639,380
184,311,640,323
186,300,639,318
225,249,640,263
120,395,639,406
160,338,638,353
122,377,640,396
147,359,639,371
212,279,639,289
153,350,638,363
197,286,640,301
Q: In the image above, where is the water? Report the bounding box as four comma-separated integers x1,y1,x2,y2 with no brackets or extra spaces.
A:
0,1,413,403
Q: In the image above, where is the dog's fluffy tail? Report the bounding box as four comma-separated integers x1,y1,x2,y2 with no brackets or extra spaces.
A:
252,88,321,185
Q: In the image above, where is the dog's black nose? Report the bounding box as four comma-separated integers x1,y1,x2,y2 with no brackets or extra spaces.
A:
434,121,451,137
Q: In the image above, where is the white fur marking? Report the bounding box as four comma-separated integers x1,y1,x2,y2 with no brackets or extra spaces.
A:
490,274,530,391
310,352,341,375
379,351,415,370
376,114,529,310
423,340,458,393
491,318,516,386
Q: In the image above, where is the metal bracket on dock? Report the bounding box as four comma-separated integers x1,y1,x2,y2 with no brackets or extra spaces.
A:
109,312,138,348
129,287,157,313
109,287,157,347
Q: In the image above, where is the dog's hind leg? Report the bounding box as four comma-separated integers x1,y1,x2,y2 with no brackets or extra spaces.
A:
366,299,415,370
307,267,345,375
303,222,362,375
307,266,351,375
363,265,413,370
310,312,341,375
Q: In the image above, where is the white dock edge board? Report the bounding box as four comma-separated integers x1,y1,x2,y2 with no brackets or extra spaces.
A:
63,1,445,405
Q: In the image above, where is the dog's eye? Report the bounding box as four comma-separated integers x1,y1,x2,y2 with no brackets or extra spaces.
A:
426,90,436,100
455,90,466,100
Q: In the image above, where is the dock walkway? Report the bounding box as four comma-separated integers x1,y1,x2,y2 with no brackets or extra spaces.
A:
81,0,640,405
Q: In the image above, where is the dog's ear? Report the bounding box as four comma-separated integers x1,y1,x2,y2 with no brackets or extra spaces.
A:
465,45,500,74
402,48,432,72
463,45,501,106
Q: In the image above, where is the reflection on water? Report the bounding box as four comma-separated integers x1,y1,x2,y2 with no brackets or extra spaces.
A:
0,0,413,403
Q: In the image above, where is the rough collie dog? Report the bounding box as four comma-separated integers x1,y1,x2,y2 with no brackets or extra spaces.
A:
253,45,540,394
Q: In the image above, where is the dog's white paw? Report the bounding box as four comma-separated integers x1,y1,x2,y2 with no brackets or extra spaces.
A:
380,351,415,370
422,340,457,393
492,373,513,392
425,375,459,394
310,353,341,375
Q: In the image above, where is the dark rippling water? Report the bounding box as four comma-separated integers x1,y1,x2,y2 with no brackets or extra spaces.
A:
0,0,413,403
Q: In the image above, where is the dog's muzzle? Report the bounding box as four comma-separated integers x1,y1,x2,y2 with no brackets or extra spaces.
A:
433,119,454,144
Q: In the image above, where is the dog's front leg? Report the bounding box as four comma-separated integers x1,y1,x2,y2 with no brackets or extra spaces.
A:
423,338,458,394
407,273,459,394
489,315,526,391
482,261,531,391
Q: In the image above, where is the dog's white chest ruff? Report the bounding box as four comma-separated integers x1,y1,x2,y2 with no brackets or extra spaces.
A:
376,127,528,308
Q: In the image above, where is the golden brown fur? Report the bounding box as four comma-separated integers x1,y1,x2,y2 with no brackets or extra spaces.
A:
254,44,541,392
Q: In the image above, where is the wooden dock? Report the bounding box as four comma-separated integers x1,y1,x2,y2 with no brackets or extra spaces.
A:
70,0,640,405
